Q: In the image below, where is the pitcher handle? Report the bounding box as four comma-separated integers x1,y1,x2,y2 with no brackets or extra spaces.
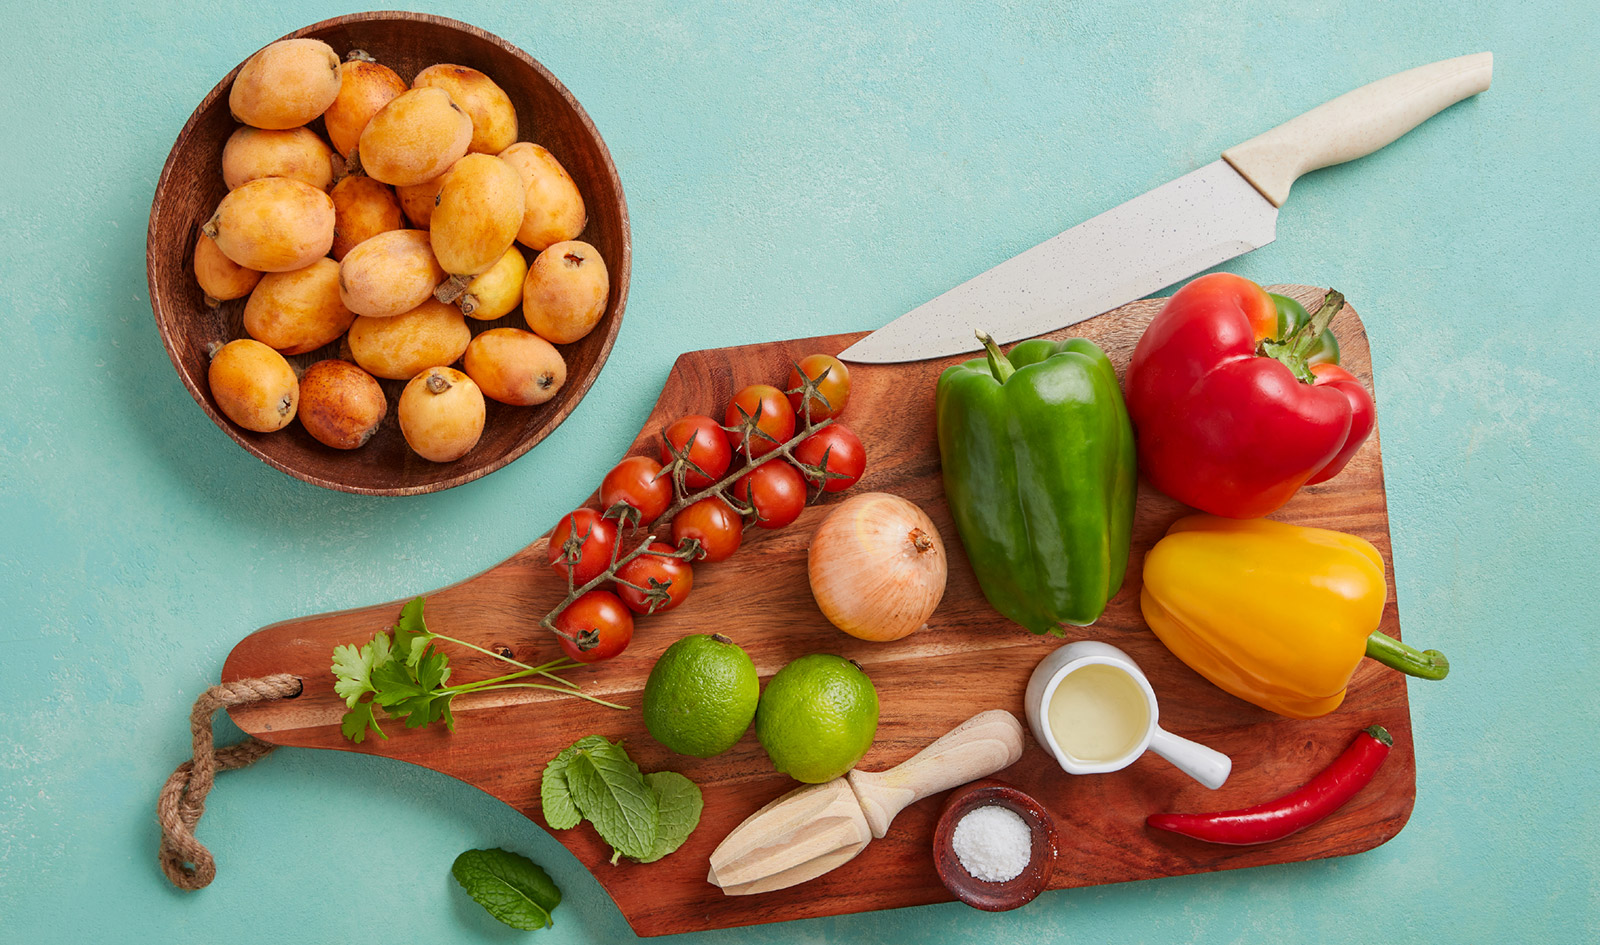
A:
1149,727,1232,790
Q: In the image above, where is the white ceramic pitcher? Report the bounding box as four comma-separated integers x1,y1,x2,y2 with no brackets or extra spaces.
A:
1024,641,1231,789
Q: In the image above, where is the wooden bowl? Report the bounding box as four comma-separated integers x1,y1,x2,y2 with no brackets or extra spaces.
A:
933,779,1058,911
147,12,629,495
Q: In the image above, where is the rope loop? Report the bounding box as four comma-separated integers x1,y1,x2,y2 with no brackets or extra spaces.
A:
156,674,302,890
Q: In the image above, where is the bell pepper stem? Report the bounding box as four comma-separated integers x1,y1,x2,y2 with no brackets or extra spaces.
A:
976,330,1016,383
1259,289,1345,383
1365,630,1450,680
1290,289,1345,360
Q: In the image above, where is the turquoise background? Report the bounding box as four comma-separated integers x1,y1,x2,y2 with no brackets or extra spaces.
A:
1,1,1595,942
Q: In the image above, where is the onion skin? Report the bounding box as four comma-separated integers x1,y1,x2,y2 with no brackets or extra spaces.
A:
808,492,947,642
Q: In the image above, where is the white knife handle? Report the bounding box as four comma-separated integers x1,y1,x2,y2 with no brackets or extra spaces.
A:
1222,52,1492,207
846,709,1025,839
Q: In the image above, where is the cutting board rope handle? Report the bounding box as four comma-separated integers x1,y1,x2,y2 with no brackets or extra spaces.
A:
155,673,303,891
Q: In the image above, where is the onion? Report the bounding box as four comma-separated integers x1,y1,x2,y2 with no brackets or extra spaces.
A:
808,492,947,642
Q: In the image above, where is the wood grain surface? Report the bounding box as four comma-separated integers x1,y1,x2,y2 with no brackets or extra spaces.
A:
224,285,1415,936
147,12,630,495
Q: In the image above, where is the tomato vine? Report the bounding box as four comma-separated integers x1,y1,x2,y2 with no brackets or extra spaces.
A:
543,361,853,650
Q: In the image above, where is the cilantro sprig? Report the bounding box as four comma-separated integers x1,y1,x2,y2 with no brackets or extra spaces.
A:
332,597,625,742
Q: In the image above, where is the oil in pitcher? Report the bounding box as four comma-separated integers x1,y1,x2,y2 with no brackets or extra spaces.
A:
1046,663,1150,763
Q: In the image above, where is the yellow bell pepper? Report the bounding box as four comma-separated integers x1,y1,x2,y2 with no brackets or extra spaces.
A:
1141,515,1449,719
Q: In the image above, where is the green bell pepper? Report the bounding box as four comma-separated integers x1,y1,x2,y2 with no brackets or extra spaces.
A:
935,333,1137,633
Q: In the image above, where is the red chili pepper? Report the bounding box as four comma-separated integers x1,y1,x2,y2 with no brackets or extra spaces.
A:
1147,725,1393,845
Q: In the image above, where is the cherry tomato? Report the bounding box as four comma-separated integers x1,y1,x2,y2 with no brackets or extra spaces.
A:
787,354,851,422
658,414,732,489
555,589,634,662
732,460,808,529
599,455,672,525
614,542,694,614
547,508,618,586
793,423,865,492
725,384,796,458
671,497,743,562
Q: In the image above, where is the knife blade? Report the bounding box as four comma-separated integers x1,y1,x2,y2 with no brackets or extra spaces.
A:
708,709,1025,895
839,52,1492,364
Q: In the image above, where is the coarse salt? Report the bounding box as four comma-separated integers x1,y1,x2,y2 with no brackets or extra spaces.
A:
950,804,1031,882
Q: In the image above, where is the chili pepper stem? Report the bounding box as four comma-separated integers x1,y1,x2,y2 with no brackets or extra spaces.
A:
1365,630,1450,680
975,330,1016,383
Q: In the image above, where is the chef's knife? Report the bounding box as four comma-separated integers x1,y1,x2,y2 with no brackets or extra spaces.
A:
708,709,1025,895
838,52,1492,364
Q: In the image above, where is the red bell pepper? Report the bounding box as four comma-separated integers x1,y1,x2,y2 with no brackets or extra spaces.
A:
1124,274,1376,518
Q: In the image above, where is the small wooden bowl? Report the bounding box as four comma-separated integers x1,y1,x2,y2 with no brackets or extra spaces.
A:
933,779,1058,911
146,12,629,495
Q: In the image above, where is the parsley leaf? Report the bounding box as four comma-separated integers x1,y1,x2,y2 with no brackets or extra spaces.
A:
339,701,384,743
638,771,703,863
390,689,454,731
451,847,561,931
330,596,622,743
362,604,456,731
331,633,389,707
415,644,451,689
392,596,434,668
369,656,427,705
565,742,658,863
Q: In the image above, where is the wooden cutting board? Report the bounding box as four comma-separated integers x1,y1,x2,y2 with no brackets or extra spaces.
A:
225,285,1416,936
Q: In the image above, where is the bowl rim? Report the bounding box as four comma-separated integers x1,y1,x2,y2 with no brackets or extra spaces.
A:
933,779,1058,911
146,10,631,496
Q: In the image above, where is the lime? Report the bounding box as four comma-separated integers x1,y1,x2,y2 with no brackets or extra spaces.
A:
643,634,759,758
755,654,879,783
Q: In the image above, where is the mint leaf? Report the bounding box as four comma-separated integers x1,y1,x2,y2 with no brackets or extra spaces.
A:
541,736,609,831
538,737,704,864
540,757,582,831
565,743,657,862
451,847,561,931
637,771,703,863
